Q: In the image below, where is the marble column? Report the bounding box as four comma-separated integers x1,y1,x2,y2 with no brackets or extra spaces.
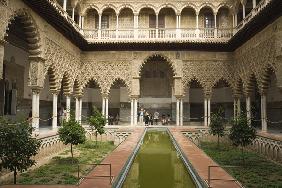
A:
180,98,183,126
261,93,267,132
204,98,208,126
65,95,71,121
52,92,58,130
156,14,159,38
176,98,180,126
243,4,246,19
207,98,211,126
78,97,82,124
134,14,139,38
134,98,138,125
105,97,109,126
63,0,67,11
98,14,102,39
214,13,217,37
130,98,134,126
75,97,79,121
253,0,257,8
246,96,251,124
32,89,40,132
102,97,105,116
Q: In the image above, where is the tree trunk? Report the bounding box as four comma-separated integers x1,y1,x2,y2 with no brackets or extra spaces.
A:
241,146,245,165
95,132,98,146
71,144,73,163
13,168,17,184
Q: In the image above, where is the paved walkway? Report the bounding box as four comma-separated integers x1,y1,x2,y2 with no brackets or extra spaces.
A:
169,128,241,188
78,127,144,188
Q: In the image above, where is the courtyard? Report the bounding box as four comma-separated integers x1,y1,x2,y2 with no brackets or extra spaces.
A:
0,0,282,187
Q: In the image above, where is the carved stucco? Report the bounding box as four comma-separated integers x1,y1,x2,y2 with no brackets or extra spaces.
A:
0,0,282,100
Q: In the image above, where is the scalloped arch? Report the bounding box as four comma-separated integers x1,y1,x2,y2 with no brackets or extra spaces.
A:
5,8,42,57
139,53,177,77
108,77,131,96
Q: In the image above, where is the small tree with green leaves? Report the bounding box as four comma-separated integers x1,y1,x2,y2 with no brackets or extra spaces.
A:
0,118,41,184
209,108,225,148
88,107,106,146
229,114,256,165
58,116,86,161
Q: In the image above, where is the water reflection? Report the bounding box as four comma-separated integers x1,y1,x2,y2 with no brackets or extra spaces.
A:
122,130,196,188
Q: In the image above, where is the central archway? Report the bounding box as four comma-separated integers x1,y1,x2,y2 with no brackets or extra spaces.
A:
139,55,175,125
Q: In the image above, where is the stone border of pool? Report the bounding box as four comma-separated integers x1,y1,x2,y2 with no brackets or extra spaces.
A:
169,128,241,188
167,128,206,188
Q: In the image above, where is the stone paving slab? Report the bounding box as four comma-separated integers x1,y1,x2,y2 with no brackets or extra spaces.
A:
169,128,241,188
78,127,144,188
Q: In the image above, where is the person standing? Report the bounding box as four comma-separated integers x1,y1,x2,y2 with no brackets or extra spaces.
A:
154,111,159,125
139,108,144,125
144,111,149,126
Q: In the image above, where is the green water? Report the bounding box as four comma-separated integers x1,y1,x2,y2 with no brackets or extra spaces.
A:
122,130,196,188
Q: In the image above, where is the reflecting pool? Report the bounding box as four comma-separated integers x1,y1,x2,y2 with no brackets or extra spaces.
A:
122,129,196,188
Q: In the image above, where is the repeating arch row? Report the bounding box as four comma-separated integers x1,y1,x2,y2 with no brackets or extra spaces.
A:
80,2,233,16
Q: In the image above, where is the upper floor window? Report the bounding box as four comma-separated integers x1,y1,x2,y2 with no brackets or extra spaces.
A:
204,13,214,28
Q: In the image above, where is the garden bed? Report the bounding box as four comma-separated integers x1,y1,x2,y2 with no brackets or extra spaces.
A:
1,140,116,185
200,141,282,188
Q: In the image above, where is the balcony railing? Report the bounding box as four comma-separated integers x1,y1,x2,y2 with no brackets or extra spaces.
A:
234,0,272,33
43,0,272,43
83,28,234,42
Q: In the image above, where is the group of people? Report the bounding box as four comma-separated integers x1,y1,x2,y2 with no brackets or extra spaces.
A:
139,108,171,126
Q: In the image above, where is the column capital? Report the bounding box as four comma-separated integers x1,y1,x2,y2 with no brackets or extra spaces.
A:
130,95,139,100
31,88,41,94
134,12,139,16
73,94,82,99
50,90,60,95
102,94,109,99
